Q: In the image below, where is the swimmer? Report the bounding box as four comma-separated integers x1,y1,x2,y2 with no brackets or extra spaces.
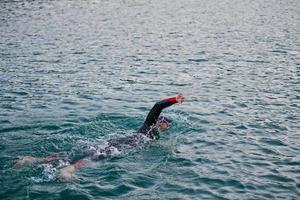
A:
15,93,185,179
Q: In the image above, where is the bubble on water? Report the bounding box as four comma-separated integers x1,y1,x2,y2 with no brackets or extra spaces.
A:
56,159,70,168
44,164,57,179
29,177,44,183
140,134,152,142
29,163,59,183
107,146,121,155
88,146,97,152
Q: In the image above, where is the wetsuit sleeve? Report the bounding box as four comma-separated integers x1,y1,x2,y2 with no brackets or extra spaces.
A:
144,97,177,126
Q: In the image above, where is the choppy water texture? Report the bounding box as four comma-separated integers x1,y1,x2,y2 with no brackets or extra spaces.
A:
1,0,300,199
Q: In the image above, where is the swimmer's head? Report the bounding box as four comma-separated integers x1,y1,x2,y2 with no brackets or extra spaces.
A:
156,116,172,132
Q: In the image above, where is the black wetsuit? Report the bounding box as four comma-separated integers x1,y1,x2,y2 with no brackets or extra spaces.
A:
34,97,178,167
88,97,177,161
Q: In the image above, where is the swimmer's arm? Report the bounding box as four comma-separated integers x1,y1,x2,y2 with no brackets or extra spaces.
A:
144,93,184,126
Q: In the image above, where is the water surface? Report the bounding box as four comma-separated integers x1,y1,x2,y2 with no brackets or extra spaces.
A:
1,0,300,199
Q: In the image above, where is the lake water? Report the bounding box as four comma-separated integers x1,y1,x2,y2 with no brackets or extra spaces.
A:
1,0,299,199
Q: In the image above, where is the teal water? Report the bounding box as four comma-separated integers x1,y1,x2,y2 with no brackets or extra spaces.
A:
1,0,300,199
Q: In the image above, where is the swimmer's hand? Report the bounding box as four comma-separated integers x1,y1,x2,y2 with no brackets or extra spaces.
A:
59,165,77,180
176,92,184,104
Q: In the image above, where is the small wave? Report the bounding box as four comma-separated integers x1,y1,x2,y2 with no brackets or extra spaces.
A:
259,173,295,183
259,138,286,146
188,58,209,62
